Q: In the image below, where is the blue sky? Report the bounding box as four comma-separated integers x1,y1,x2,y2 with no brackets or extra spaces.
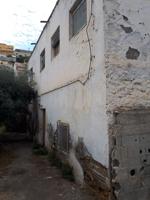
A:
0,0,57,51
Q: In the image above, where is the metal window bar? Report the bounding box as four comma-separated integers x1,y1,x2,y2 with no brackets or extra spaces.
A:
57,121,70,153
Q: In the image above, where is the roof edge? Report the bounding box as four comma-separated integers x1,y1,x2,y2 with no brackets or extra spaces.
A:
30,0,60,58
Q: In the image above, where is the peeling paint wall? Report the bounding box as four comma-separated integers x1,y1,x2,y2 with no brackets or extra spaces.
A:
104,1,150,199
29,0,109,184
110,110,150,200
104,0,150,115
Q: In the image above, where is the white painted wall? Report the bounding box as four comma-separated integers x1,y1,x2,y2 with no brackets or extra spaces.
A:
28,0,108,174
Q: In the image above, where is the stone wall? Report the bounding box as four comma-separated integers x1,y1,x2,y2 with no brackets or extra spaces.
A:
104,0,150,116
110,109,150,200
104,1,150,199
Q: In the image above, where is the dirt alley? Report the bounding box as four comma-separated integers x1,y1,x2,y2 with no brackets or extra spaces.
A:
0,142,99,200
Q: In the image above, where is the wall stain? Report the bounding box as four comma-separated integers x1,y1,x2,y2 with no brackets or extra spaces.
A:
126,47,140,60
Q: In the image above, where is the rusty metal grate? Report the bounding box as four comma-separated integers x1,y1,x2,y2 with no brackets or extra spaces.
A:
47,123,54,147
57,121,70,153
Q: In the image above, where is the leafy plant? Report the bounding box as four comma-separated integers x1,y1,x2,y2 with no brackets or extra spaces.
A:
0,68,35,132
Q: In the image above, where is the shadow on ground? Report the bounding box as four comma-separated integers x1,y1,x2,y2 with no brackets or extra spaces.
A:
0,142,100,200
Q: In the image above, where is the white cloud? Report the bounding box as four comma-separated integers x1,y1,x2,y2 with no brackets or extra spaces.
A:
0,0,57,50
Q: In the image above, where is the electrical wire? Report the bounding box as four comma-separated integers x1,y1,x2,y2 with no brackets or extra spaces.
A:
40,0,94,96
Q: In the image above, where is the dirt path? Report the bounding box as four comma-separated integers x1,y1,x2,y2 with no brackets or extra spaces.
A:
0,142,99,200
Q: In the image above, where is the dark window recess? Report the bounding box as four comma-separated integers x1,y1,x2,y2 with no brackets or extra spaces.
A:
51,27,60,59
56,121,70,153
29,68,34,82
70,0,87,37
40,49,45,71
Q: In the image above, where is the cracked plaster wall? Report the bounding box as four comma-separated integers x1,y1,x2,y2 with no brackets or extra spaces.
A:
104,0,150,120
29,0,109,183
104,1,150,199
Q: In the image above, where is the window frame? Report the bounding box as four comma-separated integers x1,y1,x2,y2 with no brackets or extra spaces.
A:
51,26,60,60
69,0,87,39
40,48,45,72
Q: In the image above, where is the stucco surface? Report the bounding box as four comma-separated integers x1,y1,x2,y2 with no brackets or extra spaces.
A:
104,0,150,113
29,0,109,169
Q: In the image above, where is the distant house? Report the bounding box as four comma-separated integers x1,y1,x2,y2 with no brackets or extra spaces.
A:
0,55,16,69
0,43,14,56
14,49,31,59
14,49,31,76
28,0,150,199
0,45,31,75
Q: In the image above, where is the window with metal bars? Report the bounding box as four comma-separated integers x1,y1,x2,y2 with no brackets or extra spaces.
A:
57,121,70,153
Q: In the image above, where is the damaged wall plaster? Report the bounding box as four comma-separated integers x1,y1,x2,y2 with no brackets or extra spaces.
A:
104,0,150,118
76,138,110,200
110,110,150,200
104,1,150,199
29,0,109,185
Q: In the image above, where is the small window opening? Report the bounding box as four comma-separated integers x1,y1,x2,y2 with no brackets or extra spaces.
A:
29,68,34,82
51,27,60,59
40,49,45,72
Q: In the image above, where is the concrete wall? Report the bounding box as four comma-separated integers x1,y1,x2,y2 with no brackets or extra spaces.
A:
104,1,150,199
110,109,150,200
104,0,150,116
28,0,109,181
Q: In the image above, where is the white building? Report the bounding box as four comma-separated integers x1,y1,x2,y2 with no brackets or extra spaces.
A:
28,0,150,199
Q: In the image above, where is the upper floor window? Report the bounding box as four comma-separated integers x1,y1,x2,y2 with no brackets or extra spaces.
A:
70,0,87,38
40,49,45,72
29,68,34,82
51,27,60,59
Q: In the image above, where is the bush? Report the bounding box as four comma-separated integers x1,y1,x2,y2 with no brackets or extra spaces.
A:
0,68,36,132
